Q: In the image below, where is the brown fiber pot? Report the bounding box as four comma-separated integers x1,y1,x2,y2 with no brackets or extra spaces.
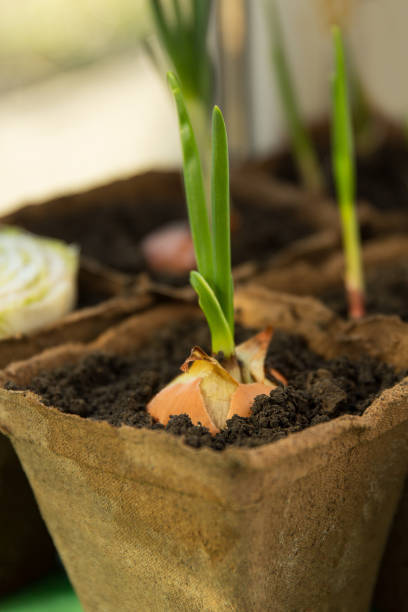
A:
0,260,151,595
250,234,408,301
248,238,408,612
1,169,341,292
240,120,408,240
0,436,55,595
327,312,408,612
0,287,407,611
374,478,408,612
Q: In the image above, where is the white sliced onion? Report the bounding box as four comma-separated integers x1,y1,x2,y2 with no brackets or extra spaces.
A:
0,226,79,338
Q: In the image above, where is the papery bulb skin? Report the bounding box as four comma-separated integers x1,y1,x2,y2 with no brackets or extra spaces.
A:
147,346,276,432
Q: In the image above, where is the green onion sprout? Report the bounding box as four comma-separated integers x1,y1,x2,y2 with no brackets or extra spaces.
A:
331,25,365,319
150,1,213,187
168,71,234,358
266,0,324,193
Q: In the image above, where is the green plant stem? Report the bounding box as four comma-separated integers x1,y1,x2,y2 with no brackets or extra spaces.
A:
331,25,365,319
267,0,324,194
169,72,235,357
211,106,234,337
339,199,365,318
187,95,211,204
150,0,213,208
190,271,234,357
168,72,214,285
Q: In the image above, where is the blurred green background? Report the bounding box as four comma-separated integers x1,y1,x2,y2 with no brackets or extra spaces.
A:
0,573,82,612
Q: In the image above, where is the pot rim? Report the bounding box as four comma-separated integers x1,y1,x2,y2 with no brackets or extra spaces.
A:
1,290,407,484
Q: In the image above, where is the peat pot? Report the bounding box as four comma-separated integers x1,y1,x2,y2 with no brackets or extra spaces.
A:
0,435,55,595
249,236,408,611
0,287,407,611
240,121,408,239
251,234,408,321
2,169,340,292
0,257,151,595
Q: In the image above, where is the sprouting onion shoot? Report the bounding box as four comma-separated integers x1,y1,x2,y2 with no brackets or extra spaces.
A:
331,25,365,319
150,1,213,183
266,0,324,193
168,72,234,358
147,72,283,432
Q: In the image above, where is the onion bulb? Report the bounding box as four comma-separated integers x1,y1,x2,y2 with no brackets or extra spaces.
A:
0,226,79,339
147,328,286,433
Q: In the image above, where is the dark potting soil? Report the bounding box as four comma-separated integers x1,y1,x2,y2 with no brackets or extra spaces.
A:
274,139,408,213
14,197,313,279
76,290,110,310
76,284,114,310
8,321,404,451
74,271,117,310
320,261,408,321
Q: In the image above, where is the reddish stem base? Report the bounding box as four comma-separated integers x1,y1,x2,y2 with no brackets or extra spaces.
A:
348,287,365,320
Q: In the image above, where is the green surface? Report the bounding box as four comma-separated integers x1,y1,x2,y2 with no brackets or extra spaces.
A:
0,572,82,612
0,570,383,611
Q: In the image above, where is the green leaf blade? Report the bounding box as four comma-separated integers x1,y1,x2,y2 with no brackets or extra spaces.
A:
331,25,355,207
190,271,234,357
151,0,212,105
331,25,364,318
150,1,174,60
211,106,234,337
168,72,214,285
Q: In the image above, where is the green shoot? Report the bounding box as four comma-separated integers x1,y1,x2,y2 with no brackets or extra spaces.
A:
168,72,235,357
331,25,365,319
211,105,234,334
151,0,212,106
167,72,213,283
190,272,234,357
150,1,213,188
266,0,324,193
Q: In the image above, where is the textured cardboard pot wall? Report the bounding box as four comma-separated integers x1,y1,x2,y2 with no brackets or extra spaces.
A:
250,234,408,300
240,122,408,239
337,312,408,612
0,288,407,611
246,238,408,611
0,262,151,595
374,478,408,612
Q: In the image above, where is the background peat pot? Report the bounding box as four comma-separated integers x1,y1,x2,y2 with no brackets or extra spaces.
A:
0,260,152,370
1,168,340,292
375,477,408,612
251,234,408,321
242,123,408,240
0,248,151,596
0,287,407,612
0,436,55,595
